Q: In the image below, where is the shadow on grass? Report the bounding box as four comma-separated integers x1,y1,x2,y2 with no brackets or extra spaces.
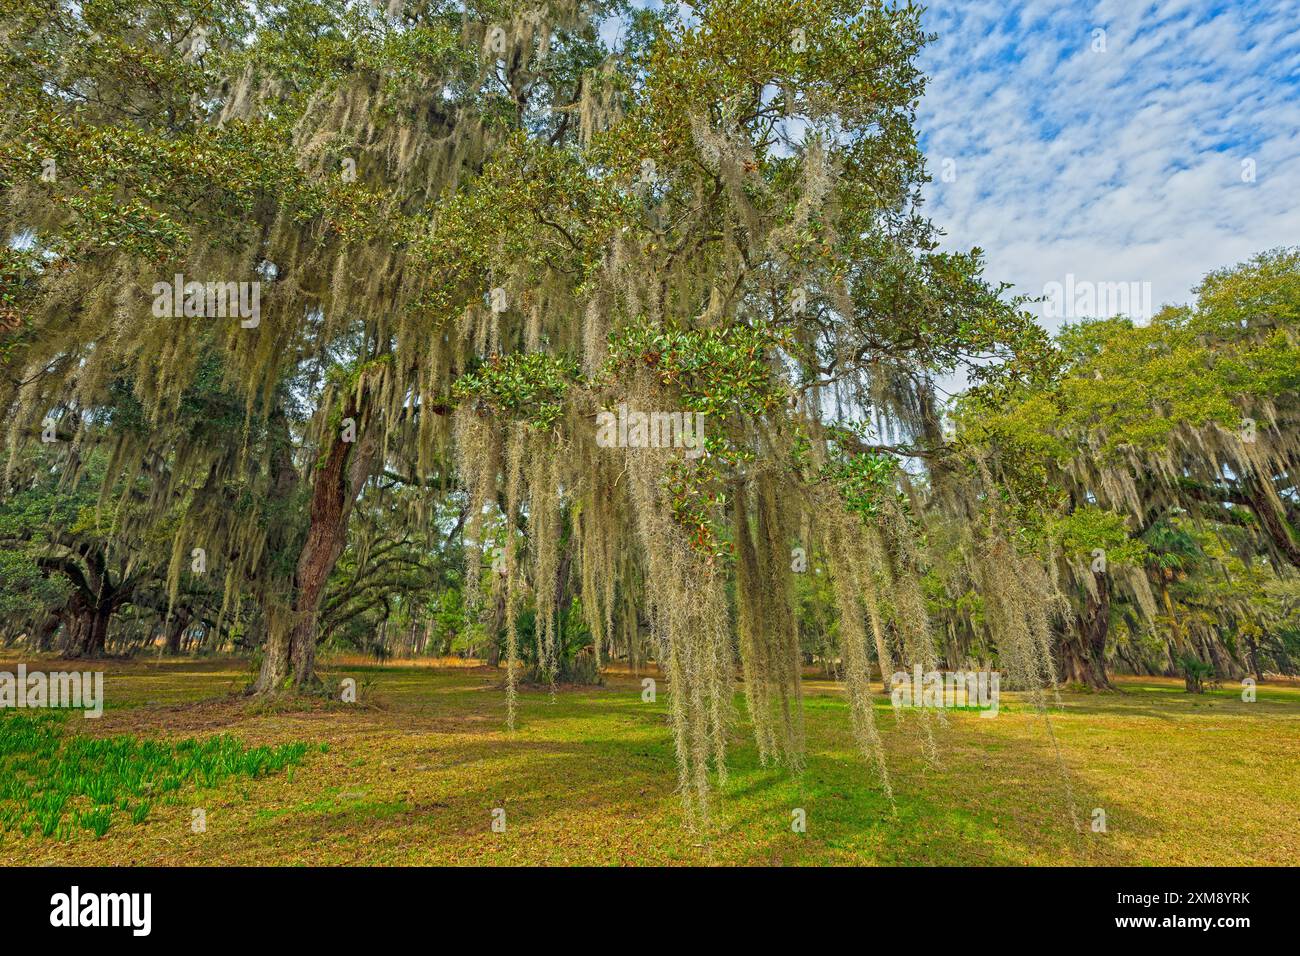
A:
12,659,1238,864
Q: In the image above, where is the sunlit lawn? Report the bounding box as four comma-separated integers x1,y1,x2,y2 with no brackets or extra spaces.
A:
1,654,1296,865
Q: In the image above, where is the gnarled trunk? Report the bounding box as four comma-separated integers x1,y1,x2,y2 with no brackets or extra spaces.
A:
57,595,92,657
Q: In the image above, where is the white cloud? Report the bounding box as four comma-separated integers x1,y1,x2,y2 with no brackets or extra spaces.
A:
918,0,1300,329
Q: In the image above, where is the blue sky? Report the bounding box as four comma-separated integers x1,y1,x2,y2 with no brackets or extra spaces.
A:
614,1,1300,328
916,0,1300,327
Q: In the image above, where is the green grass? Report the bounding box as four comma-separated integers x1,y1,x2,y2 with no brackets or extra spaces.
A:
0,656,1296,865
0,708,310,840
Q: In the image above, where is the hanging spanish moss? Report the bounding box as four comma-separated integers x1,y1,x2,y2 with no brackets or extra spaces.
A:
1,0,1107,829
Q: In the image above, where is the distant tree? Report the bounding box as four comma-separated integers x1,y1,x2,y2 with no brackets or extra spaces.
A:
961,250,1300,689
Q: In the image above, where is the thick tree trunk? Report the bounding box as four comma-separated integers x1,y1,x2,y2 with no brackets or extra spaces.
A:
164,610,190,655
53,584,109,658
255,615,293,693
286,524,344,690
253,398,377,695
88,605,111,656
1062,570,1113,689
67,603,112,658
58,598,92,656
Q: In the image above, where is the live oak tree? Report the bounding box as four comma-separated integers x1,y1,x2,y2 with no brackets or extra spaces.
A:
5,0,1063,819
960,250,1300,689
2,0,604,691
440,0,1064,815
0,436,228,657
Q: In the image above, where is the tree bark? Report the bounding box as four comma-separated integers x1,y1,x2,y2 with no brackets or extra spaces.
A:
254,397,378,695
1244,476,1300,568
164,609,190,655
67,603,112,658
1062,570,1113,689
39,553,120,658
58,594,92,656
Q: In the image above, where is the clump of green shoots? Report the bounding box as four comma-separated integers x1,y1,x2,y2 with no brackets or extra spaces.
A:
0,711,309,840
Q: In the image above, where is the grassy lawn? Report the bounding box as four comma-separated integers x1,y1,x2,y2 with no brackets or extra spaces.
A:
1,655,1296,866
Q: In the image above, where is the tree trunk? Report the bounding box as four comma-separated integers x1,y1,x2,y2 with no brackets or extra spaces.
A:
253,397,378,695
485,590,504,667
68,603,112,658
1062,570,1113,689
1245,632,1264,682
256,614,293,694
58,596,92,656
164,610,190,655
1243,477,1300,567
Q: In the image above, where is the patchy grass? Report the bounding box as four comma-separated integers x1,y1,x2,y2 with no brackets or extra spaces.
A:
0,655,1295,865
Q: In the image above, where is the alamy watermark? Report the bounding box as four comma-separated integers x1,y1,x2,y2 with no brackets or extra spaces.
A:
596,403,705,458
50,886,150,936
152,274,261,328
890,665,1000,717
0,664,104,718
1041,274,1153,323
